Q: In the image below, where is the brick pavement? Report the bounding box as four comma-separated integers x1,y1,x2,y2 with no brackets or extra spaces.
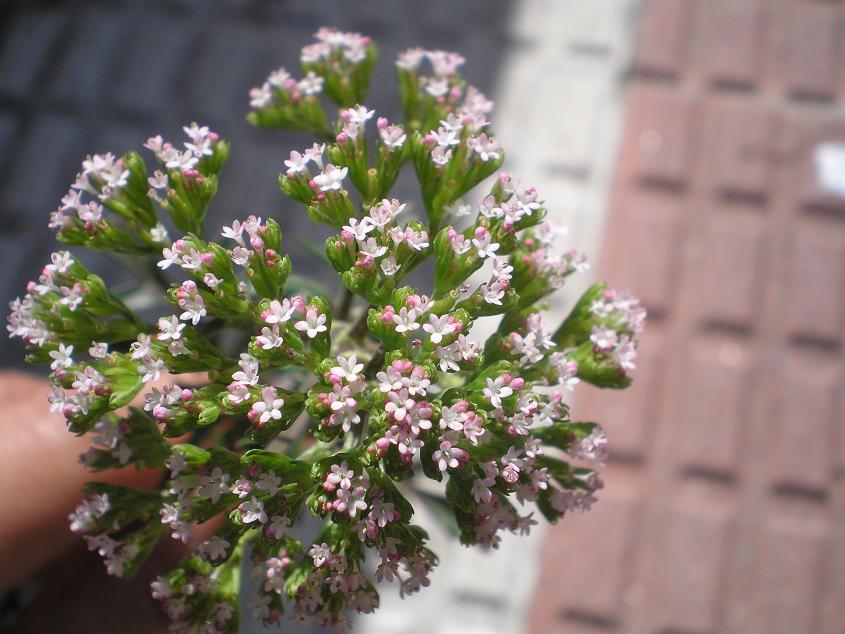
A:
531,1,845,633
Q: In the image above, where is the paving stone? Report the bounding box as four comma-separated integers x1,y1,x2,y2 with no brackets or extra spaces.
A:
539,75,609,177
633,0,690,78
690,210,767,329
775,3,844,100
779,111,845,213
0,114,84,227
186,23,271,124
767,347,839,494
784,216,845,344
531,2,845,634
650,505,733,632
627,84,696,188
107,13,198,117
750,518,827,634
605,191,683,313
0,8,67,97
691,0,765,88
676,331,753,476
45,9,128,105
531,494,640,628
702,96,776,199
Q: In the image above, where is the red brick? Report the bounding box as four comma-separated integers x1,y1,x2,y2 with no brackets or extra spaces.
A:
575,325,666,459
650,506,733,632
676,332,753,475
784,217,845,343
702,97,776,198
532,495,639,622
692,1,766,87
778,113,845,212
690,210,767,328
627,85,697,187
767,348,839,492
605,191,683,313
635,0,691,77
751,519,827,634
773,4,843,99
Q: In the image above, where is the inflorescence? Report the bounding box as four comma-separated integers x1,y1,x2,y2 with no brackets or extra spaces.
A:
8,27,645,633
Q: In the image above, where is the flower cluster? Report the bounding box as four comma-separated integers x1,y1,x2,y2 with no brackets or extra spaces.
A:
9,27,644,633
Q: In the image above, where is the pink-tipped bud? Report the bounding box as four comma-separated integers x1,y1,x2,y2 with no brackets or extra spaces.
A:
375,437,390,455
181,389,193,401
153,405,170,420
377,117,388,130
511,377,525,390
250,235,264,250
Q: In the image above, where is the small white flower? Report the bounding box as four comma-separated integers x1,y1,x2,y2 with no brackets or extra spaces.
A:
251,386,285,424
590,326,618,351
239,496,267,524
88,342,108,359
157,315,185,342
342,217,374,241
49,343,74,371
313,164,348,192
472,231,499,259
423,314,455,344
264,298,295,324
392,307,419,333
255,470,283,496
331,354,364,383
294,308,327,339
483,377,513,408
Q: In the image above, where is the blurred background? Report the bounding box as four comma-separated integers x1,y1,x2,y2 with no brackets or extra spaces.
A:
2,0,845,633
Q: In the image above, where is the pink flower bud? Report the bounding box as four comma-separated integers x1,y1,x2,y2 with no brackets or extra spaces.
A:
511,378,525,390
377,117,388,130
181,389,193,401
153,405,170,420
250,235,264,250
